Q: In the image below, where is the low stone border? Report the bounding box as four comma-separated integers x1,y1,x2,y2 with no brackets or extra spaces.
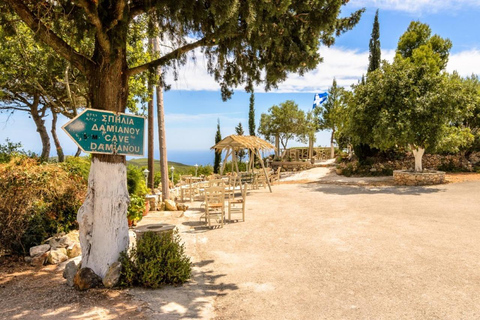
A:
393,170,446,186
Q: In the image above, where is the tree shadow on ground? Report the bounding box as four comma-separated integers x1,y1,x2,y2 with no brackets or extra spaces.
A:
0,257,237,319
129,259,238,319
304,183,445,196
0,257,144,319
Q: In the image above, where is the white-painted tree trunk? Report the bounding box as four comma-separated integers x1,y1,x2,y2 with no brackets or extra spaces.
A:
77,158,130,278
411,146,425,172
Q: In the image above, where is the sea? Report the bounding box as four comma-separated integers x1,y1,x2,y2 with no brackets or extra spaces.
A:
153,149,275,166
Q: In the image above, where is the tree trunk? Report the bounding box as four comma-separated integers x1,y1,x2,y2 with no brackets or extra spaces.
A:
154,37,170,200
75,147,82,157
51,111,65,162
330,129,335,159
78,51,130,278
411,146,425,172
30,94,50,161
147,40,155,191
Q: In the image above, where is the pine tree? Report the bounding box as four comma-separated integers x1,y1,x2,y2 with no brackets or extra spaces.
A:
214,119,222,174
368,10,381,73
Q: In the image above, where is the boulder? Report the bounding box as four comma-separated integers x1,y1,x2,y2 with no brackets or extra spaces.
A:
66,243,82,259
49,231,79,249
31,252,48,267
29,244,51,257
63,260,81,287
164,199,177,211
48,248,68,264
74,267,103,291
103,261,122,288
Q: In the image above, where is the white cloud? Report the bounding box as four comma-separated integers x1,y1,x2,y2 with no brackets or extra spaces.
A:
164,46,480,94
447,49,480,76
350,0,480,13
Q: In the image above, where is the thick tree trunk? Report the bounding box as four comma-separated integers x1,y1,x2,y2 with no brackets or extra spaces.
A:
77,156,129,278
79,50,130,278
30,95,50,161
154,37,170,200
412,146,425,172
330,129,335,159
51,111,65,162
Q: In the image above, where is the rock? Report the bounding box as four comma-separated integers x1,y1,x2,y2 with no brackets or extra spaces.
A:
48,248,68,264
74,268,103,291
103,261,122,288
63,260,81,287
29,244,51,257
49,231,79,249
164,199,177,211
24,256,33,263
66,243,82,259
31,252,48,267
177,203,189,212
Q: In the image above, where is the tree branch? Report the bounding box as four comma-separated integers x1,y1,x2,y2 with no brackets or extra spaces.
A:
127,37,213,77
5,0,95,75
74,0,111,54
106,0,127,31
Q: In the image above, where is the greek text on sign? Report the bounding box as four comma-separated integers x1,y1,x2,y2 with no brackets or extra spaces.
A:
62,109,145,156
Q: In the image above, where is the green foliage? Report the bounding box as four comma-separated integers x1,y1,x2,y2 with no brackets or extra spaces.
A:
0,139,32,163
314,79,348,145
128,194,146,222
60,156,91,182
119,230,192,288
214,119,222,174
368,10,381,73
0,157,87,255
258,100,307,152
248,92,256,136
127,165,149,222
127,165,149,197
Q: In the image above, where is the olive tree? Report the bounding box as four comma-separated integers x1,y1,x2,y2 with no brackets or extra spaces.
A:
259,100,307,156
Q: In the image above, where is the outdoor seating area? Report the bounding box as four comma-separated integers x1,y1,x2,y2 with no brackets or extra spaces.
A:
161,169,279,228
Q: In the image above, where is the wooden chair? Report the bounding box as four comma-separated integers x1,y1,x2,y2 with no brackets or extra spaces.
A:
204,186,226,228
228,183,246,222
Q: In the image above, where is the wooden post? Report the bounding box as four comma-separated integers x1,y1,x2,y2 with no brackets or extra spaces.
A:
309,134,314,165
255,149,272,193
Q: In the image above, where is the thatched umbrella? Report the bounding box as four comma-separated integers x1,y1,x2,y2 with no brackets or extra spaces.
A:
211,135,275,192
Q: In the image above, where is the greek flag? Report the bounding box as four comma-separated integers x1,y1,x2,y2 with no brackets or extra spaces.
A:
313,92,328,109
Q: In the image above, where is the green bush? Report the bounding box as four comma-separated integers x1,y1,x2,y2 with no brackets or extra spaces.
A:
0,157,87,255
128,194,145,222
118,230,192,288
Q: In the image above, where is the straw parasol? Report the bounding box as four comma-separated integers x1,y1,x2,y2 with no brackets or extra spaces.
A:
211,135,275,192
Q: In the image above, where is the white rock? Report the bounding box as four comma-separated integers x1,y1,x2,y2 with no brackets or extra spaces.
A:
29,244,51,257
67,243,82,259
48,248,68,264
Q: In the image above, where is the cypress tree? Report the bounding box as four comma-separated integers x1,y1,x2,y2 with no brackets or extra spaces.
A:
248,92,256,136
214,119,222,173
368,10,381,73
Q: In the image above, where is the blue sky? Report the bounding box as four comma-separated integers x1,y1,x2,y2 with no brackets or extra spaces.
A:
1,0,480,164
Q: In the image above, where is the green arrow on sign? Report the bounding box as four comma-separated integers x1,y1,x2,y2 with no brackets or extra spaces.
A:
62,109,145,156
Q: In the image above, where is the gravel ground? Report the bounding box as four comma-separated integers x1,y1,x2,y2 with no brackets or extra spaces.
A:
133,169,480,319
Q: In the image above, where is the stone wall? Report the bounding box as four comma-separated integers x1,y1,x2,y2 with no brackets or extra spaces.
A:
393,170,446,186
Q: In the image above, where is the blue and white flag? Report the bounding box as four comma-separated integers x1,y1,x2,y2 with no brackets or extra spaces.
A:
313,92,328,109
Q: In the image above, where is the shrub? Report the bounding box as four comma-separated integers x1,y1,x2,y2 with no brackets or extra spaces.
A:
0,157,87,255
118,230,192,288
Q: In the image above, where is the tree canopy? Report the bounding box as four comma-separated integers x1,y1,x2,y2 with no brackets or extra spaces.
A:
259,100,307,152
